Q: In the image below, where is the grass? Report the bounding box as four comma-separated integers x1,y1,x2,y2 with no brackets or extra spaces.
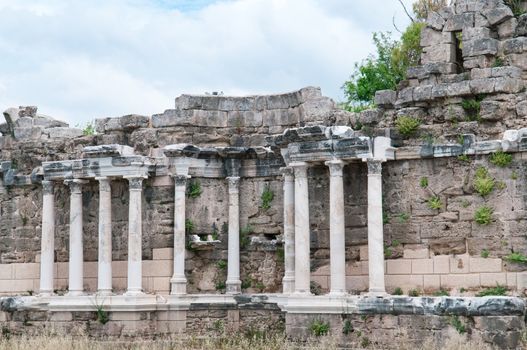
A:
474,206,493,225
240,225,254,249
461,98,482,121
481,249,490,258
473,167,494,197
395,115,420,138
185,219,195,234
489,151,512,168
217,260,227,270
427,196,442,210
433,289,450,297
450,315,466,334
397,213,410,223
408,289,420,297
419,177,428,188
392,287,403,296
476,283,507,297
457,154,470,162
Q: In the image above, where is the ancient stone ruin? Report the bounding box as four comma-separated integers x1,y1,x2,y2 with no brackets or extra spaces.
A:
1,0,527,348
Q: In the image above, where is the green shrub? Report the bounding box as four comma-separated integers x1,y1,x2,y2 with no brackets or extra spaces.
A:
473,167,494,196
95,305,109,325
450,315,466,334
241,278,252,289
392,287,403,296
504,252,527,264
511,171,518,180
474,206,493,225
419,177,428,188
476,283,507,297
504,0,526,16
489,151,513,167
481,249,490,258
427,196,442,210
187,180,202,198
492,56,505,67
309,318,330,337
82,122,96,136
395,115,420,137
260,184,274,210
215,281,226,291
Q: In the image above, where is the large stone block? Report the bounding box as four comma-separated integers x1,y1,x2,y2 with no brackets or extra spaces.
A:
374,90,396,107
516,14,527,37
502,37,527,54
427,11,446,30
462,38,498,57
422,44,456,64
444,13,474,31
482,6,513,26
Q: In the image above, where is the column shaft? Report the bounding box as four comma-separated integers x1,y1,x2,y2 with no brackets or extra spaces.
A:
171,175,188,295
126,176,145,295
291,162,311,295
96,177,112,295
39,180,55,295
281,167,295,294
226,176,241,294
326,160,347,295
367,160,386,295
66,180,87,296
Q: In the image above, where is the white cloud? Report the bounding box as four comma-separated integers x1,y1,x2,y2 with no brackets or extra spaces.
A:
0,0,414,125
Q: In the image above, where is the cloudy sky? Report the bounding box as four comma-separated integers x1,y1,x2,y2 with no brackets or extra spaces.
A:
0,0,413,126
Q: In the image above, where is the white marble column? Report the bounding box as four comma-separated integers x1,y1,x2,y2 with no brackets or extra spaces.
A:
366,159,386,296
281,167,295,294
290,162,311,295
125,176,146,295
326,160,347,296
226,176,241,294
65,179,88,296
96,177,112,295
39,180,55,296
170,174,189,295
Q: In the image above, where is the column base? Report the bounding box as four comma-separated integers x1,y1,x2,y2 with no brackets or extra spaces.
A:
38,290,54,297
292,290,313,296
328,290,348,297
96,289,113,296
66,290,84,297
125,289,144,296
226,280,241,295
282,277,295,294
367,289,387,297
170,277,187,295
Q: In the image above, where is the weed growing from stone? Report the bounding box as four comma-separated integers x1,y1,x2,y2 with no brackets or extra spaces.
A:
481,249,490,258
511,171,518,180
450,315,466,334
505,252,527,264
82,122,96,136
427,196,442,210
408,289,420,297
433,289,450,297
342,320,353,335
461,199,471,208
187,180,202,198
217,260,227,270
185,219,194,234
397,213,409,223
492,56,505,67
309,319,330,337
215,281,226,291
395,115,420,138
457,154,470,162
473,167,494,197
476,283,507,297
474,206,493,225
461,98,482,121
276,246,284,262
360,337,371,348
260,184,274,210
239,225,254,249
489,151,513,167
419,177,428,188
241,277,252,289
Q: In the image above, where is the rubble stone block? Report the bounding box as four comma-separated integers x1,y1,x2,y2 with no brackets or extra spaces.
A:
374,90,396,107
463,38,498,57
444,13,474,31
482,6,513,26
427,11,446,31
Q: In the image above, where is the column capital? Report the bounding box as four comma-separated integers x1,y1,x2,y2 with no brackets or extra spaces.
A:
325,159,345,177
95,177,112,192
42,180,54,195
64,179,88,193
280,167,294,180
172,174,191,186
226,176,240,187
124,176,147,190
289,162,309,179
366,159,383,175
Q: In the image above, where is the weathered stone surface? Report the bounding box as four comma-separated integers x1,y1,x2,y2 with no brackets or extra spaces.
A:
47,127,83,139
374,90,397,107
463,38,499,57
444,13,474,31
516,14,527,37
482,6,513,26
427,11,446,31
